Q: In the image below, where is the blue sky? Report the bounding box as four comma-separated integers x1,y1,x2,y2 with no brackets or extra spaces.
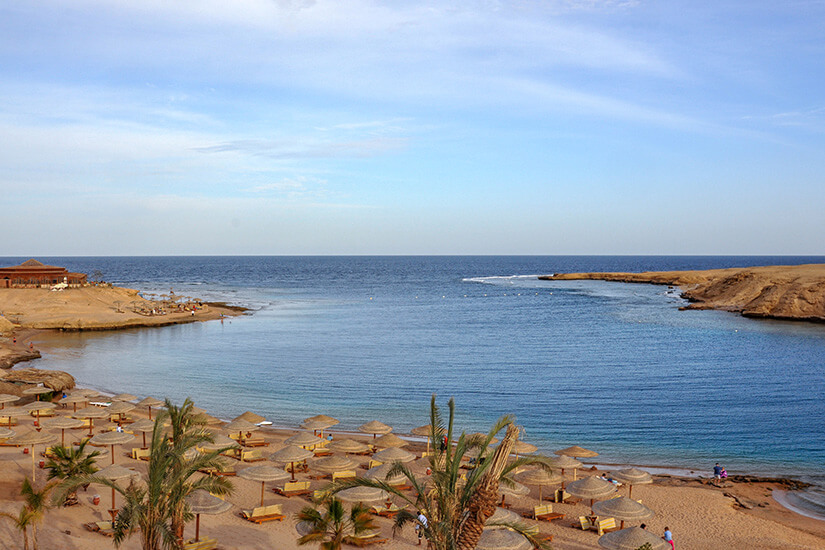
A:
2,1,824,255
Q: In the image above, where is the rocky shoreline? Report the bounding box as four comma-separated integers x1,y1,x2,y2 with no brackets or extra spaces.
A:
540,263,825,323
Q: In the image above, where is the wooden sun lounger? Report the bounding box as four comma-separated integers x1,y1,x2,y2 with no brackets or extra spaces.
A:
240,437,269,447
332,470,357,482
273,481,312,497
344,533,388,547
596,517,618,536
524,525,553,544
131,448,151,460
370,504,402,518
83,521,115,537
554,489,580,504
183,537,217,550
525,504,564,522
240,449,265,462
239,504,285,524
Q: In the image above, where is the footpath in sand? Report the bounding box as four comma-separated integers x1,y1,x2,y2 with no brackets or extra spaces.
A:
540,263,825,323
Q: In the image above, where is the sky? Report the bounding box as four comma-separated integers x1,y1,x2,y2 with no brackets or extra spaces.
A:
1,0,824,255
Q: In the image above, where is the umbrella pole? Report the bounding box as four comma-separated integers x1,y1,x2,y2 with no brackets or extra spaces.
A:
261,481,265,507
112,486,117,519
195,513,201,542
290,462,296,481
61,429,65,447
142,433,147,448
111,444,115,465
31,446,36,481
628,484,633,499
148,406,152,420
88,420,94,437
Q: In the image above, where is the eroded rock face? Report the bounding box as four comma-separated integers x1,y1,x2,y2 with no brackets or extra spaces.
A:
0,367,75,393
540,264,825,323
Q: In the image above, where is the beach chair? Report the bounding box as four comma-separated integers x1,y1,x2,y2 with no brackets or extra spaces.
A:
343,532,388,547
83,521,115,537
370,504,402,518
596,517,618,536
239,504,285,524
368,459,383,469
554,488,579,504
72,418,92,430
528,504,564,522
313,447,333,457
131,448,151,460
0,417,17,426
420,451,433,458
524,524,553,544
183,537,217,550
577,516,594,531
332,470,357,482
241,437,269,447
273,481,312,497
240,449,265,462
30,409,56,418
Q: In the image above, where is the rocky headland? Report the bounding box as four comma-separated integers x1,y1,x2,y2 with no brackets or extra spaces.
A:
539,263,825,323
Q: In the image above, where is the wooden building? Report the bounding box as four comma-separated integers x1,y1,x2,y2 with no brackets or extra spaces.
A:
0,259,87,288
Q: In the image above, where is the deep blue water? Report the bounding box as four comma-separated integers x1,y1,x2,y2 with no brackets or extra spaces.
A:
5,256,825,485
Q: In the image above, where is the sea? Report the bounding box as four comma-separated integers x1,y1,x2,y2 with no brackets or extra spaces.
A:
5,255,825,517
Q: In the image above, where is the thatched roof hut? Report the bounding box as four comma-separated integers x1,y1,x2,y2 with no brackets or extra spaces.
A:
0,368,75,395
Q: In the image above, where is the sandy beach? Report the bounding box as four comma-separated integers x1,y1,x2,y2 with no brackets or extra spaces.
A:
540,263,825,323
1,395,824,550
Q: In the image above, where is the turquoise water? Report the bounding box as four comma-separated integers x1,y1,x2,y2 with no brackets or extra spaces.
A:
8,256,825,489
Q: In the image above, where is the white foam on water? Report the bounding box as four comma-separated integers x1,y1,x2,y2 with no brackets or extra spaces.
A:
773,489,825,522
462,274,546,284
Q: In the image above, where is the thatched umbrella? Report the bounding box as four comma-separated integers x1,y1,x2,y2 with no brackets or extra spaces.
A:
609,468,653,499
137,396,164,419
270,445,313,481
95,464,140,520
200,434,240,453
364,463,407,486
498,481,530,508
72,388,99,397
312,455,359,475
359,420,392,439
23,401,57,425
129,418,156,449
373,433,408,448
372,447,416,464
336,486,389,504
187,490,232,543
111,393,137,402
73,406,109,436
22,386,53,401
486,507,521,525
477,527,532,550
107,401,136,425
555,445,598,462
592,496,654,529
90,430,135,465
59,393,91,413
41,416,84,446
511,440,537,457
304,414,339,425
0,394,20,410
566,475,617,509
328,438,371,454
224,418,259,442
2,407,31,428
234,411,266,424
6,430,57,479
286,431,324,448
598,527,668,550
516,468,563,502
238,464,290,506
469,432,499,445
411,425,440,454
0,427,15,439
546,455,583,488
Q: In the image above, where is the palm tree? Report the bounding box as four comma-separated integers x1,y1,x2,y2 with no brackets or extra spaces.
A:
0,506,35,550
45,440,100,505
20,477,54,550
326,395,553,550
55,398,234,550
296,497,377,550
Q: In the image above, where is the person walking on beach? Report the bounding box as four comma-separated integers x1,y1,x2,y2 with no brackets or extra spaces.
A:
714,463,724,479
416,510,428,546
663,526,674,549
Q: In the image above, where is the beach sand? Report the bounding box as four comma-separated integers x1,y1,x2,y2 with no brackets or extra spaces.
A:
1,402,823,550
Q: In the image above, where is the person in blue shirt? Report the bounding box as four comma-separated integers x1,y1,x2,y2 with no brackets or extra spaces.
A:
663,526,674,549
713,463,724,479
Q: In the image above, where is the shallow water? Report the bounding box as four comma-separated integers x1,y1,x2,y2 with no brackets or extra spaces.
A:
9,256,825,493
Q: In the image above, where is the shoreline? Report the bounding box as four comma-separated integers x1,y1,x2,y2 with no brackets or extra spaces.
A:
539,263,825,323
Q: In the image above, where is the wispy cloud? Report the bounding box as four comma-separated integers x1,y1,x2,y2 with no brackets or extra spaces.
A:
194,137,408,159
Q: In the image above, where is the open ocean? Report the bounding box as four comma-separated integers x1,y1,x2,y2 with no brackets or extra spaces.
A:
6,255,825,514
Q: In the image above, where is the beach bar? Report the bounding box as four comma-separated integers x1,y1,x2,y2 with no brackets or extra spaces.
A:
0,259,87,288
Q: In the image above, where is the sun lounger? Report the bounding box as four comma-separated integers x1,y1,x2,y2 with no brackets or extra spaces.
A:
183,537,217,550
131,448,151,460
239,504,285,524
240,437,269,447
332,470,357,482
368,459,383,469
524,524,553,544
596,517,618,536
525,504,564,522
30,409,56,418
240,449,265,462
0,417,17,426
313,448,333,457
83,521,115,537
344,533,388,547
370,504,402,518
577,516,593,531
554,488,580,504
273,481,312,497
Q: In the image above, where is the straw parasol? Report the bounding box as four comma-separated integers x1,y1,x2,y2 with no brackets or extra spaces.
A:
516,468,563,502
59,393,90,412
301,419,337,436
107,401,136,425
372,447,416,463
511,440,537,456
304,414,339,425
592,496,654,529
0,427,14,439
1,406,30,427
224,418,259,441
546,455,583,488
468,432,499,445
373,433,408,448
6,430,57,479
566,475,617,509
555,445,598,458
270,445,314,481
41,416,84,446
411,424,443,454
498,481,529,508
137,396,164,419
72,388,99,397
22,386,53,400
111,393,137,402
609,468,653,499
477,527,532,550
23,401,57,425
598,527,669,550
238,464,290,506
328,438,371,454
73,406,109,435
187,490,232,543
486,507,521,525
200,434,240,453
0,394,21,409
90,430,135,464
129,418,156,448
336,486,389,504
364,463,407,486
286,431,324,448
234,411,266,424
359,420,392,438
95,464,141,520
312,455,359,474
